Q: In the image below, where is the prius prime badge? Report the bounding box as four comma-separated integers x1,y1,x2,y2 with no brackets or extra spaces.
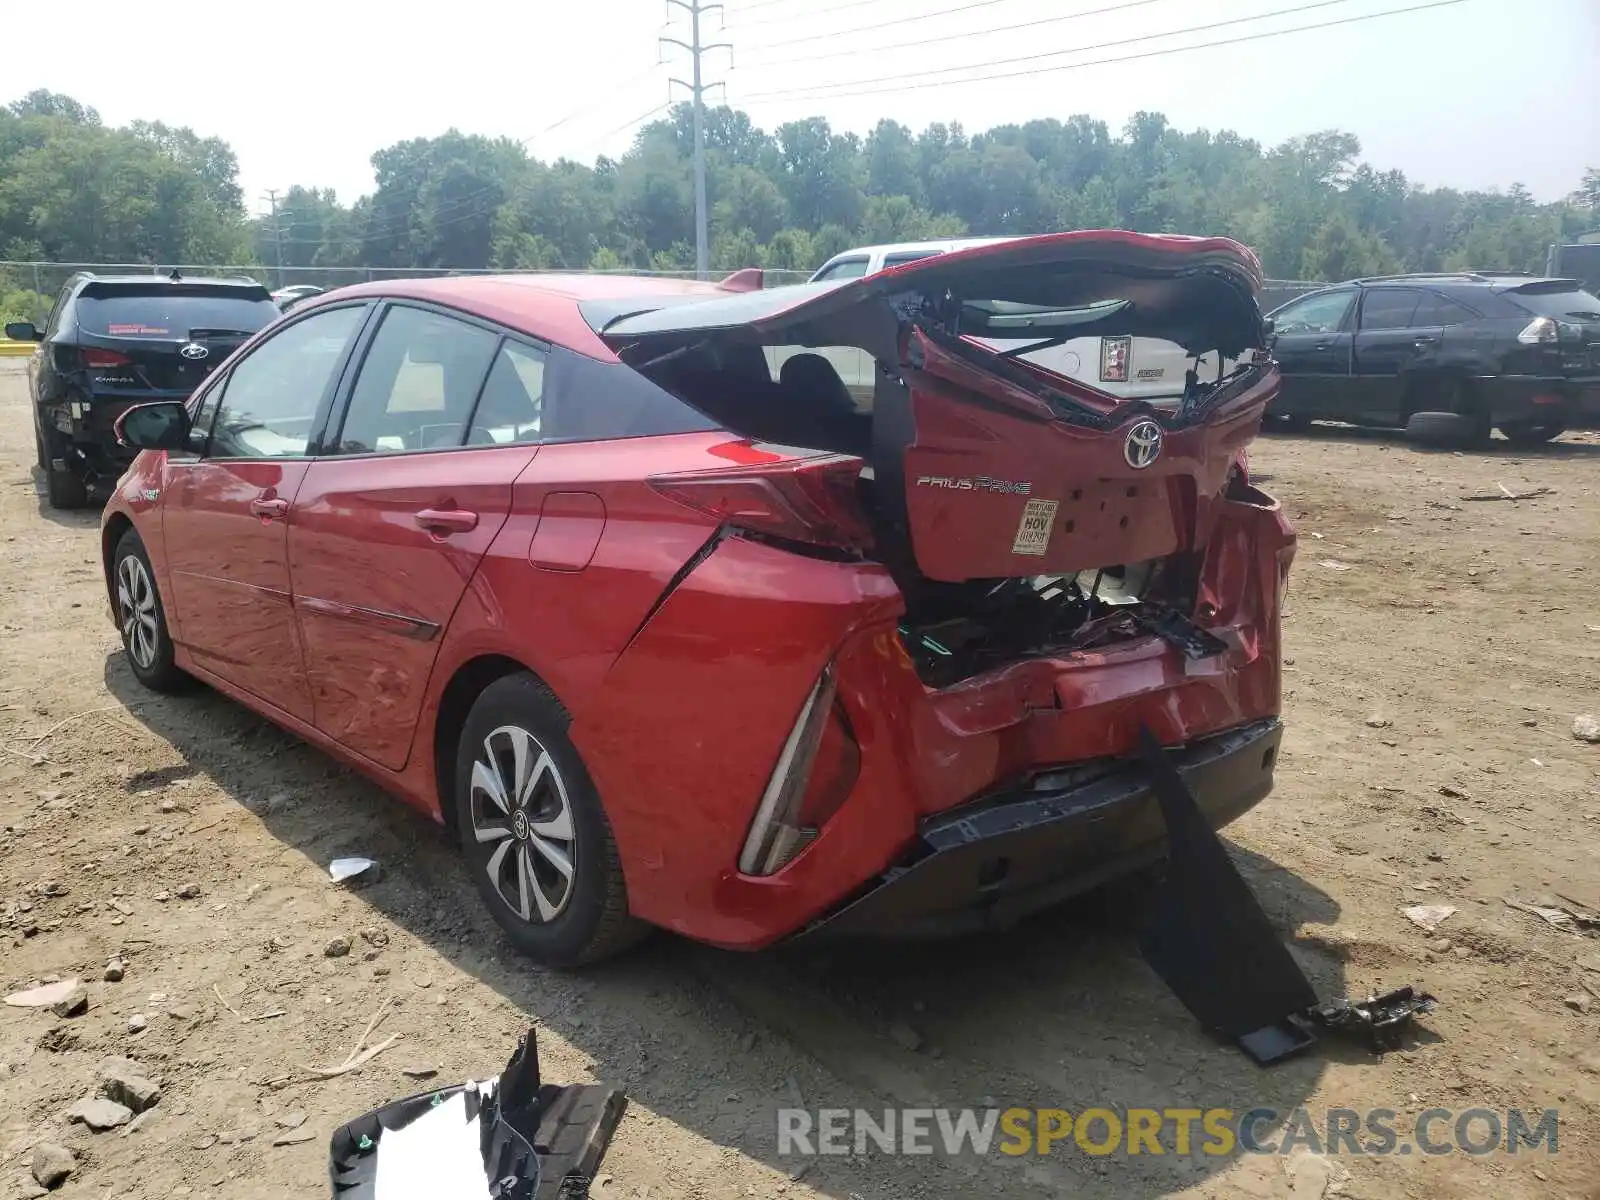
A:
1124,419,1163,470
179,342,209,360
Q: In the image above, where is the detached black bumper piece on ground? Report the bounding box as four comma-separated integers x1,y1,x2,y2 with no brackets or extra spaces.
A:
328,1028,625,1199
1133,727,1436,1065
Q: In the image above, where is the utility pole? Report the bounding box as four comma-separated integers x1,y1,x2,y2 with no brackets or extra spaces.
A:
662,0,729,279
263,189,287,290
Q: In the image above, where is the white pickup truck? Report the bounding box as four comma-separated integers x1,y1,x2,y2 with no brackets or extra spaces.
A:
766,237,1237,408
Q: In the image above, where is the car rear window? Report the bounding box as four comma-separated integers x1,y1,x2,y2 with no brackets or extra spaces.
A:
77,290,281,339
1502,286,1600,321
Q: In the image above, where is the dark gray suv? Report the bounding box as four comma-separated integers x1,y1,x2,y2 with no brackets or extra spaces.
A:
1264,272,1600,445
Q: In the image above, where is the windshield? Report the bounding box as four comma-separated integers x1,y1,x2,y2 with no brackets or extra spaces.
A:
1505,287,1600,321
78,291,280,339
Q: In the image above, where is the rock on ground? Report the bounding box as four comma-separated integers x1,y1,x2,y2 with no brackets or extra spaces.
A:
30,1143,75,1189
69,1095,133,1131
99,1055,161,1112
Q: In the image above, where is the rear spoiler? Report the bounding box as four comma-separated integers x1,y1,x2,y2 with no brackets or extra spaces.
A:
79,280,274,301
1499,278,1584,295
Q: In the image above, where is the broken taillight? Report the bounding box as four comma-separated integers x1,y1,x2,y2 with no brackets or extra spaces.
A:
80,347,132,369
1516,316,1559,346
648,453,871,550
738,668,860,876
1099,336,1131,383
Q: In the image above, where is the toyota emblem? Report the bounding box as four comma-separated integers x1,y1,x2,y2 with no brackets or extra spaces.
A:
179,343,209,361
1123,419,1163,470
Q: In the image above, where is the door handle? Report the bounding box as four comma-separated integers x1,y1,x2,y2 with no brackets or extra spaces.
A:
414,507,479,535
1413,335,1438,347
1313,340,1333,351
249,496,289,520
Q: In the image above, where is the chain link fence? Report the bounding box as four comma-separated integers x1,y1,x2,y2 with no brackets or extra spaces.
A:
3,259,1327,329
0,261,817,326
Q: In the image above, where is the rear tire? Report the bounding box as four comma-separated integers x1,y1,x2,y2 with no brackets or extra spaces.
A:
37,426,88,509
46,465,89,510
112,530,185,692
1498,420,1565,446
453,673,645,966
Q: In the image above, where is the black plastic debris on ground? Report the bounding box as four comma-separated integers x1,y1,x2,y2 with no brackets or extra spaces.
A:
328,1028,626,1199
1133,726,1436,1065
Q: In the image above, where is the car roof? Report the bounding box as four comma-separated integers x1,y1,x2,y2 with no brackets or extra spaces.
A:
1345,272,1577,290
73,273,269,289
824,236,1011,262
300,273,738,359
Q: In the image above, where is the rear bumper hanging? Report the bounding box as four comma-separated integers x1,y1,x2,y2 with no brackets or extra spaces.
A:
1133,726,1435,1065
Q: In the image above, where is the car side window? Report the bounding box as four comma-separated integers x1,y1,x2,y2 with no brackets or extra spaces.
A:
546,348,718,442
1272,290,1355,335
1358,289,1422,331
44,286,73,337
1412,293,1477,327
815,257,870,281
464,341,548,446
184,373,227,456
882,251,939,269
331,305,499,455
208,305,366,461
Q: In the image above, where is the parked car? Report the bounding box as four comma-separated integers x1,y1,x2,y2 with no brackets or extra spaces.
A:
272,284,326,313
101,231,1293,966
1265,272,1600,444
800,237,1239,405
6,271,281,508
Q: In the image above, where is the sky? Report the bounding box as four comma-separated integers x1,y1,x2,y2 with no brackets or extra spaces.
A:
9,0,1598,218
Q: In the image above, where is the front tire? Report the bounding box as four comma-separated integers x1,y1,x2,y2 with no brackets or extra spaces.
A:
454,673,643,966
1422,376,1490,447
112,530,185,691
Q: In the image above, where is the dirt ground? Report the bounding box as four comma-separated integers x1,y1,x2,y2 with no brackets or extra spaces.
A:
1,358,1597,1200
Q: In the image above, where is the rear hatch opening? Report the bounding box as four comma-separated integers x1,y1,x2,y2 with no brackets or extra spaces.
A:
595,232,1278,688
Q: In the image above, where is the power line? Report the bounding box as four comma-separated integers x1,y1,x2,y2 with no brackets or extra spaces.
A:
738,0,1362,92
739,0,1176,67
318,63,672,247
736,0,1016,49
728,0,914,31
595,101,674,143
263,99,674,249
733,0,1470,105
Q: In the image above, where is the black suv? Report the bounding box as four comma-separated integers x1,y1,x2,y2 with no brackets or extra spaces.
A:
6,271,281,507
1264,273,1600,445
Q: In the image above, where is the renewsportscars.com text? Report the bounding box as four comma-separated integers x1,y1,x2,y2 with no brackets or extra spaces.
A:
778,1106,1559,1159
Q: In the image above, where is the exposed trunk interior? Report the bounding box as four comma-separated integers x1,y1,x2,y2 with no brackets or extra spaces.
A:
638,339,1244,689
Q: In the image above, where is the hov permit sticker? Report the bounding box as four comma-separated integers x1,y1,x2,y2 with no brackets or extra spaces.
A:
1011,498,1058,556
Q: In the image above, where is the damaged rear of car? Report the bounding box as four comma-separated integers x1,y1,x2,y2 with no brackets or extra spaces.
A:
577,231,1295,944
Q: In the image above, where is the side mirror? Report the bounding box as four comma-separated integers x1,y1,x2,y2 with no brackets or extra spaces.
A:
115,401,192,451
4,321,41,342
1261,316,1276,338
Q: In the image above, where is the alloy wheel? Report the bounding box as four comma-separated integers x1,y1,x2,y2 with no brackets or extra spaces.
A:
469,725,577,924
116,554,160,670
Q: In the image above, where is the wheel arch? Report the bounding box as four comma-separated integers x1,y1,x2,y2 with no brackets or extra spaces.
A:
1399,367,1477,423
431,653,570,834
101,512,136,613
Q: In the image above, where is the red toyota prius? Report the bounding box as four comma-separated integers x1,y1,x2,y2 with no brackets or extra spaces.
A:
101,232,1295,966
